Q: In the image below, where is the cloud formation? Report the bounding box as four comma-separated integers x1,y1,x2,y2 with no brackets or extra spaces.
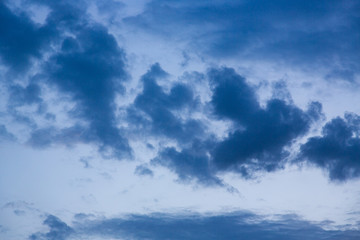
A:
0,0,359,187
43,23,131,158
128,63,203,143
126,0,360,81
0,2,54,72
0,1,132,158
29,212,360,240
300,113,360,181
209,68,322,176
152,139,222,186
29,215,73,240
151,67,322,184
1,1,360,238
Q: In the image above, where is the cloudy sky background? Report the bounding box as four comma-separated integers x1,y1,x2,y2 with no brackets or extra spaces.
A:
0,0,360,239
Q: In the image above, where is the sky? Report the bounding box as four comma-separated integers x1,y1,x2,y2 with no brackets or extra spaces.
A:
0,0,360,239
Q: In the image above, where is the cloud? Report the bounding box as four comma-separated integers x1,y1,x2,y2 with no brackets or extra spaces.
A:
209,67,260,123
152,139,222,186
6,82,47,121
128,63,204,143
151,67,322,183
209,67,323,177
2,200,40,218
29,211,360,240
0,124,16,141
300,113,360,181
27,125,91,148
1,0,358,186
29,215,73,240
126,0,360,80
0,1,132,159
122,65,327,186
134,164,154,177
4,81,47,129
0,2,54,72
43,23,131,158
9,83,43,107
33,0,87,31
0,1,133,159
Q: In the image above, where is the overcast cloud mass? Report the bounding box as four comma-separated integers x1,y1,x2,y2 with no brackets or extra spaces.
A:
0,0,360,239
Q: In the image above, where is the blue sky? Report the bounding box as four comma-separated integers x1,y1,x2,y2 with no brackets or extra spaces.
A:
0,0,360,239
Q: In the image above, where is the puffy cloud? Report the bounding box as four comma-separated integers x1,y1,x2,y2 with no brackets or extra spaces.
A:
0,1,132,158
128,63,204,143
151,67,322,182
210,68,322,176
300,113,360,181
1,0,358,186
209,67,260,123
43,23,131,158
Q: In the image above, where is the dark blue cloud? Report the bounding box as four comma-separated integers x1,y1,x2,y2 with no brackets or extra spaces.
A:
152,139,222,186
138,67,322,183
29,212,360,240
0,1,132,158
126,0,360,81
29,215,73,240
209,68,260,123
128,63,204,143
43,24,130,158
0,2,54,72
2,0,358,186
0,2,54,125
154,67,321,182
300,113,360,181
140,67,323,183
210,67,322,176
